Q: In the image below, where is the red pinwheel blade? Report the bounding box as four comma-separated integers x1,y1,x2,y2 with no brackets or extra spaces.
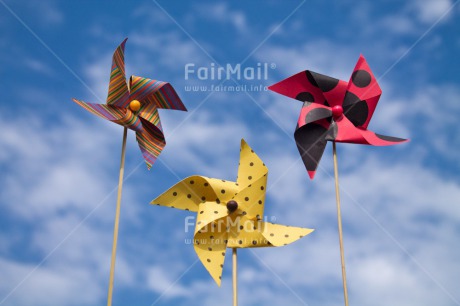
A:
305,71,347,107
107,38,130,108
343,55,381,129
129,76,187,111
335,115,407,145
268,71,327,105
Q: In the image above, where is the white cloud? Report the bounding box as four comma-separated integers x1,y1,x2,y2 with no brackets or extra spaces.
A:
0,257,103,306
411,0,454,23
193,2,248,33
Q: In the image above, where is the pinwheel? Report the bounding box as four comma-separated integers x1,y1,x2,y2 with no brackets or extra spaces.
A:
269,55,408,306
151,139,313,305
268,55,407,179
72,38,186,306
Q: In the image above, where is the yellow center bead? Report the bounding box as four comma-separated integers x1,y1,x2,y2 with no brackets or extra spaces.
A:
129,100,141,112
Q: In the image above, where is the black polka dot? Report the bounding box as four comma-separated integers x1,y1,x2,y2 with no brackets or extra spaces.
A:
208,247,212,251
221,189,226,194
207,259,211,262
201,196,206,201
248,176,252,180
260,186,264,190
200,211,204,214
220,264,223,268
306,71,339,92
198,221,202,224
351,70,371,88
187,194,192,198
185,208,189,211
214,211,218,214
190,180,194,184
172,192,177,196
239,225,244,230
204,182,209,187
285,234,289,238
196,241,200,245
242,211,247,215
295,92,315,102
251,149,254,153
210,235,214,239
343,91,369,127
258,200,262,205
222,179,226,182
270,233,274,237
245,197,249,201
219,276,222,279
222,252,225,256
216,198,221,204
238,240,243,244
305,107,332,125
250,162,254,166
252,240,257,245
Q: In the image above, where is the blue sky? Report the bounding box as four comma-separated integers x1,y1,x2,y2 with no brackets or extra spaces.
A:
1,0,460,305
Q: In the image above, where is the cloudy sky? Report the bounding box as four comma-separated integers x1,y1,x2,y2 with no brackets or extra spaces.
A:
1,0,459,305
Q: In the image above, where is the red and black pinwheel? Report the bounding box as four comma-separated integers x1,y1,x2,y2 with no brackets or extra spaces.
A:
269,55,408,179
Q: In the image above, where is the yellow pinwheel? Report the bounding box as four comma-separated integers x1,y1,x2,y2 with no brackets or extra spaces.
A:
151,139,314,286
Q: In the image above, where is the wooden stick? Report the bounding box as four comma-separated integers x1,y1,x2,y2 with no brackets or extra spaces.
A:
332,142,349,306
107,127,128,306
232,248,238,306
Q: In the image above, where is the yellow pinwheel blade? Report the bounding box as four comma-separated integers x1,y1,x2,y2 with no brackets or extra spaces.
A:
151,175,220,212
261,222,314,247
236,139,268,188
194,223,229,286
195,202,228,234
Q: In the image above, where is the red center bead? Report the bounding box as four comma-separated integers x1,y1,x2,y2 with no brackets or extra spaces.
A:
332,105,343,118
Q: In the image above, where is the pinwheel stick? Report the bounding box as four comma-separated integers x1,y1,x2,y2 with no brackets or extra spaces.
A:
107,127,128,306
232,248,238,306
332,142,349,306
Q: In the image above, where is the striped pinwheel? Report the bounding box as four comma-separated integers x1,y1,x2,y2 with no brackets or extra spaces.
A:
269,55,408,179
72,38,187,306
73,38,187,169
151,139,314,287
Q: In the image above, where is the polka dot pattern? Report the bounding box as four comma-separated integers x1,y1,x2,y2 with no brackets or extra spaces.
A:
351,70,371,88
306,71,340,92
194,225,228,286
268,55,406,180
261,222,314,247
295,92,315,102
152,139,315,286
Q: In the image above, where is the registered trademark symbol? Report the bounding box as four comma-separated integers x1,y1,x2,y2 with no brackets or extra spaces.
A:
270,63,276,69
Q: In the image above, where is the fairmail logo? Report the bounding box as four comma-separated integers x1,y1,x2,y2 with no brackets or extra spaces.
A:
184,62,276,81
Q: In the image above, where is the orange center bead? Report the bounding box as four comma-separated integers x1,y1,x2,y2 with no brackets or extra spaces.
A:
129,100,141,112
